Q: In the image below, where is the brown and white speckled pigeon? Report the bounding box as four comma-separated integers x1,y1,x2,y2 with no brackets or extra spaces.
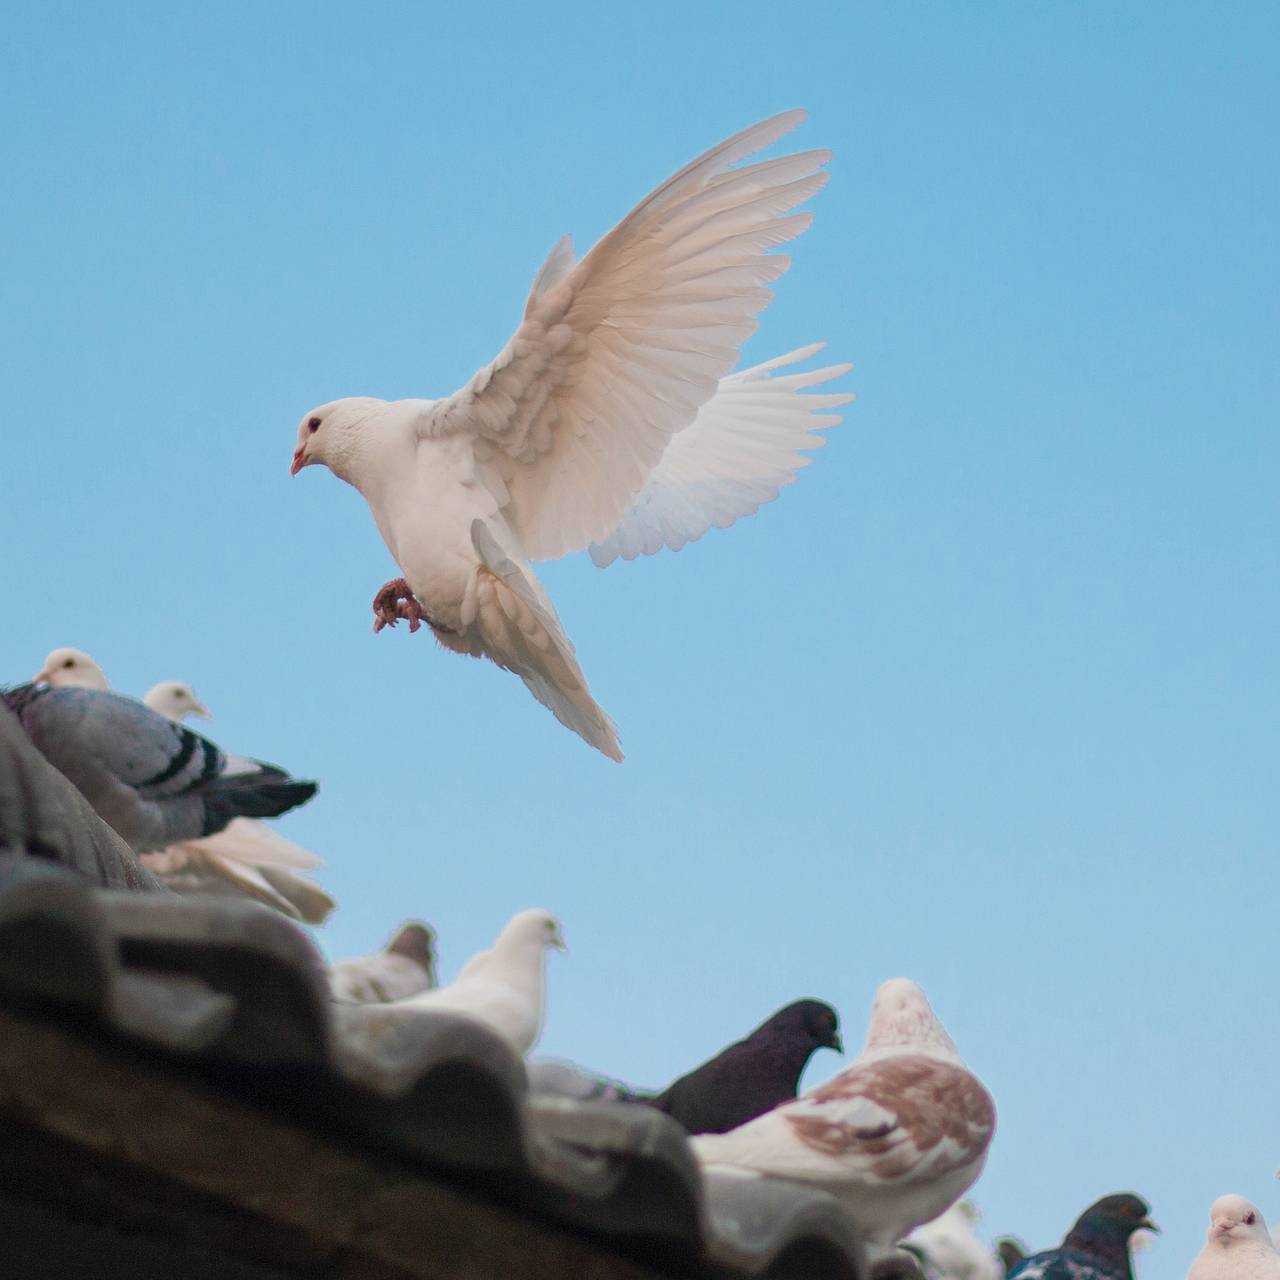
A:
691,979,996,1246
3,683,316,853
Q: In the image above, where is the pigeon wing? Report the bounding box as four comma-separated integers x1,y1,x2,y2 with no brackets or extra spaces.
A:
589,345,851,566
420,110,831,562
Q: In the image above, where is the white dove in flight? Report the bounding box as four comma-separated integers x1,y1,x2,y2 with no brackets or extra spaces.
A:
290,109,852,760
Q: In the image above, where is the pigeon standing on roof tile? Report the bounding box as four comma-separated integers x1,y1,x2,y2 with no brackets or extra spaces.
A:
650,999,842,1135
29,649,333,922
1008,1195,1158,1280
393,909,564,1056
1187,1196,1280,1280
330,922,437,1003
3,683,316,853
691,979,995,1246
289,108,853,761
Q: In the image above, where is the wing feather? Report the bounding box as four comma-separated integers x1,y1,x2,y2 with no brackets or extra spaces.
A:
590,346,852,565
421,111,830,561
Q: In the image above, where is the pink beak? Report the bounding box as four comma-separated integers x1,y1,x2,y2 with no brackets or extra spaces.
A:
290,447,305,476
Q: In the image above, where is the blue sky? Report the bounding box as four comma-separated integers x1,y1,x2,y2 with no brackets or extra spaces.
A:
2,3,1277,1271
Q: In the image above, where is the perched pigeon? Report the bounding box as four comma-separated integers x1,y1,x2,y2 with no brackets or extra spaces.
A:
330,921,437,1003
691,979,995,1246
290,109,852,761
649,999,842,1135
907,1202,1002,1280
1009,1195,1158,1280
393,908,565,1056
2,684,316,853
1187,1197,1280,1280
143,679,211,721
998,1241,1029,1277
34,647,109,691
31,649,333,921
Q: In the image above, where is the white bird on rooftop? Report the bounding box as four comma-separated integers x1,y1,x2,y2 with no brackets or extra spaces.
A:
31,647,334,923
330,921,437,1003
1188,1196,1280,1280
391,908,565,1056
908,1202,1002,1280
691,979,996,1246
290,109,852,761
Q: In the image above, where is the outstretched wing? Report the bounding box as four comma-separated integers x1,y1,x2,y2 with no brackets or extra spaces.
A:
589,344,852,566
421,110,831,561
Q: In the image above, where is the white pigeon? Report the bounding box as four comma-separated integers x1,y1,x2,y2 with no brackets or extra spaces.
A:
143,679,211,721
1188,1196,1280,1280
391,908,565,1056
691,979,996,1246
908,1202,1003,1280
329,921,437,1003
35,646,109,690
290,109,852,761
32,647,335,923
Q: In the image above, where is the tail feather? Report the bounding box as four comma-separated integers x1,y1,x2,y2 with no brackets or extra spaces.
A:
468,520,623,762
202,779,318,834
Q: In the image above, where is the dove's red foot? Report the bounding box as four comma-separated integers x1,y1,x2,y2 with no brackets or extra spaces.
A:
372,578,428,634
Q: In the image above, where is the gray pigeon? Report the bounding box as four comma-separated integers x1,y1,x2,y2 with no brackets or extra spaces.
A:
2,684,317,853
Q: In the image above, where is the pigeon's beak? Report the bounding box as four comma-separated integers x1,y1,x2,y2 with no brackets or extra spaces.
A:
1140,1220,1160,1234
290,447,306,477
31,667,53,685
552,929,568,953
830,1031,845,1054
192,701,212,720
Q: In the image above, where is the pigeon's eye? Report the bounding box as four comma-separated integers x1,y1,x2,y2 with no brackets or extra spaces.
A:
308,416,321,433
1246,1214,1256,1225
63,659,74,668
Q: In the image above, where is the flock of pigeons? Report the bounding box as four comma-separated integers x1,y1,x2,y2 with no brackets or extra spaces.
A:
4,109,1275,1280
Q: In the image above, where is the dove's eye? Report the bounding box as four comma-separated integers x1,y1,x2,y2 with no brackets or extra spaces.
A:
1246,1214,1256,1225
308,417,321,432
63,659,74,668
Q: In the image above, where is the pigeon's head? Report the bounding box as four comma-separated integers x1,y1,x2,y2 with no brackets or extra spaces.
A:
1205,1195,1269,1247
33,647,109,690
495,908,567,955
862,978,959,1059
769,999,843,1054
145,680,211,722
290,397,386,480
1066,1194,1158,1251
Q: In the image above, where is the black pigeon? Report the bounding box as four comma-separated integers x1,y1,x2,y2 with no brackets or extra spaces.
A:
3,684,317,853
1009,1194,1157,1280
648,998,842,1135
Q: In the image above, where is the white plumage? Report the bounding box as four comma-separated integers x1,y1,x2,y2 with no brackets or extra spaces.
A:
392,908,565,1057
329,921,437,1004
1188,1196,1280,1280
907,1202,1003,1280
291,110,852,760
691,979,996,1246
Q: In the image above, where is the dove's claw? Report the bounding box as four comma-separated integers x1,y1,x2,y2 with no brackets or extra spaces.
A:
371,578,428,634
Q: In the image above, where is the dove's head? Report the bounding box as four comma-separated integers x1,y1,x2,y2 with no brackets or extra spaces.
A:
1205,1195,1270,1247
494,908,567,956
34,647,109,690
290,397,387,481
144,680,211,722
862,978,959,1059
